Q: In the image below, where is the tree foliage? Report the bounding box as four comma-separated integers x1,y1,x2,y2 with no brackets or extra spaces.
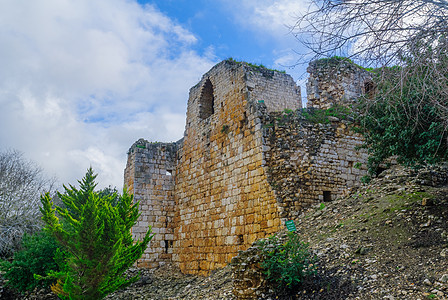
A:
0,229,65,292
40,168,152,300
295,0,448,171
358,51,448,173
0,149,54,256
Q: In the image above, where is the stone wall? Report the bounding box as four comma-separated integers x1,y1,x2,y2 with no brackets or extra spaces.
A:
125,139,178,268
306,58,372,109
243,66,302,112
262,110,369,220
173,60,302,275
124,58,372,275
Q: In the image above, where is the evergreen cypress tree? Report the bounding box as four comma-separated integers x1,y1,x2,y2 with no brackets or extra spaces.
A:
40,168,152,300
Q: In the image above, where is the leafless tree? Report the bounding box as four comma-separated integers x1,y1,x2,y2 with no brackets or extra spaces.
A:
294,0,448,65
0,149,55,256
294,0,448,163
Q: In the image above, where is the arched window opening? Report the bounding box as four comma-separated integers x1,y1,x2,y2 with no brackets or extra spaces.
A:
199,79,215,119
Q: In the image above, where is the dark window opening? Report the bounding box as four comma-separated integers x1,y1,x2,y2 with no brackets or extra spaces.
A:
237,235,244,245
164,240,173,254
323,191,332,202
239,112,247,129
364,81,375,99
199,78,215,119
376,167,387,177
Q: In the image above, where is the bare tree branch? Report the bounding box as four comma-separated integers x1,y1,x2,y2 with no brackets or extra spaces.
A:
295,0,448,169
0,149,55,256
295,0,448,64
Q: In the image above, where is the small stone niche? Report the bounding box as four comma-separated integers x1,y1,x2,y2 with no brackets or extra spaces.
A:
323,191,332,202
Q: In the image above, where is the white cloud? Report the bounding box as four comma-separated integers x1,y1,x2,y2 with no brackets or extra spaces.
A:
220,0,306,39
223,0,312,104
219,0,309,91
0,0,215,189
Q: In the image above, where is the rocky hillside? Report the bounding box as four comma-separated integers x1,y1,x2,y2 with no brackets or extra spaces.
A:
3,165,448,300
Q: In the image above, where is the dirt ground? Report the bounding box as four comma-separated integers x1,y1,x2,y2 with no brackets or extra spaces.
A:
3,165,448,299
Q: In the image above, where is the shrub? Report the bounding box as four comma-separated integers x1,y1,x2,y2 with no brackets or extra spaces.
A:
357,44,448,175
0,229,65,292
40,168,153,300
256,232,317,289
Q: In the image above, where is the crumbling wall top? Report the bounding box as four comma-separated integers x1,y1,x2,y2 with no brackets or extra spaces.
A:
186,59,301,135
306,57,373,109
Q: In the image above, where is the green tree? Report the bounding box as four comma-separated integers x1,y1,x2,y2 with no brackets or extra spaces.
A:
357,45,448,175
98,185,120,207
40,168,152,300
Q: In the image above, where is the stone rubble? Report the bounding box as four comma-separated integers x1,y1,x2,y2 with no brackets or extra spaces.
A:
3,165,448,299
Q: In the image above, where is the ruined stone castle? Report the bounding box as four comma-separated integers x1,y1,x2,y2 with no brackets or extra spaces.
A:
124,58,372,275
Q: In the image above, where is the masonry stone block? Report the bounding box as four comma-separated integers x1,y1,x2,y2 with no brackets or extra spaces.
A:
124,59,370,275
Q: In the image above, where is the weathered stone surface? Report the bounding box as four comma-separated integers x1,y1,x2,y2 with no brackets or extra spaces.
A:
125,139,178,269
262,109,369,220
124,58,371,275
306,58,372,109
230,246,265,300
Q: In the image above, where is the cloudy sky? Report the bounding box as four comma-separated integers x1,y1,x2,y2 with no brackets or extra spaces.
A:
0,0,309,190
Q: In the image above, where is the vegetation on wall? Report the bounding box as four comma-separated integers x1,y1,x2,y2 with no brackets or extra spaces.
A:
302,104,353,124
314,56,374,72
227,57,286,74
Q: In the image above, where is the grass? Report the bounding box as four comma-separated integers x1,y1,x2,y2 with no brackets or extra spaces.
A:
227,57,286,74
302,104,353,124
308,189,436,250
315,56,375,72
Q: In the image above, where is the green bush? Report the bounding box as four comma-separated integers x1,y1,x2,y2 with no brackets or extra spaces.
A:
256,232,317,289
40,168,153,300
0,229,64,292
357,44,448,175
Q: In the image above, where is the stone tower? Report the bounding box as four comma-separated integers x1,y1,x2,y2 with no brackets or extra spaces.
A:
125,60,302,274
124,139,178,268
125,58,372,275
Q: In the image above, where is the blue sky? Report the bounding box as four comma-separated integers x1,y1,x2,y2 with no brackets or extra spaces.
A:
0,0,309,189
144,1,304,69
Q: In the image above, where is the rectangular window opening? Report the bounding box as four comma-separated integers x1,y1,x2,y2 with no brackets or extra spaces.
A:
323,191,332,202
166,170,172,176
